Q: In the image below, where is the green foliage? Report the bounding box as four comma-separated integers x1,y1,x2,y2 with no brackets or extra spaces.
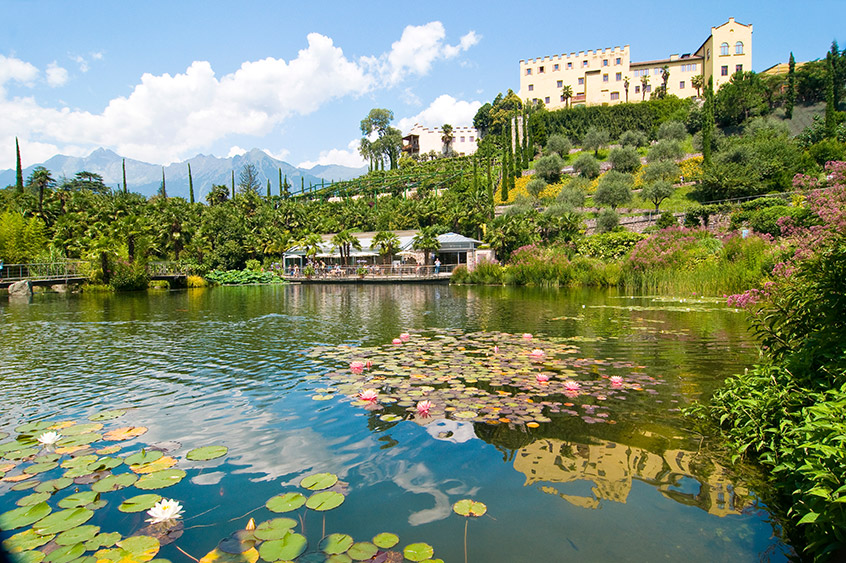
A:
555,182,587,208
533,154,564,184
582,127,610,156
647,140,684,163
808,138,846,166
525,178,547,199
715,71,770,127
451,260,505,285
109,260,150,292
572,153,600,179
607,146,641,173
545,134,571,157
657,120,687,141
655,211,678,229
595,208,619,233
619,130,648,148
575,231,646,260
0,211,48,262
641,180,675,212
594,171,634,209
205,269,283,285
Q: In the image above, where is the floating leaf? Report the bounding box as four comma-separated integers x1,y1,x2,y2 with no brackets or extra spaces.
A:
32,507,94,535
85,532,122,550
116,535,160,561
92,472,138,493
58,433,102,447
134,469,186,490
61,455,98,469
0,501,52,530
130,456,177,474
103,426,147,441
379,414,402,422
199,548,259,563
254,518,297,540
89,410,127,421
41,542,85,563
15,421,53,434
88,456,123,472
119,494,162,513
62,423,104,436
16,491,51,506
14,552,45,563
185,446,228,461
403,543,434,562
326,555,353,563
305,491,345,511
57,490,100,509
24,461,58,475
1,528,55,552
299,472,338,491
217,530,256,554
320,533,354,555
372,533,399,549
258,533,307,561
453,499,487,517
35,477,73,493
96,445,122,455
266,492,306,513
55,524,100,546
125,451,163,466
347,542,378,561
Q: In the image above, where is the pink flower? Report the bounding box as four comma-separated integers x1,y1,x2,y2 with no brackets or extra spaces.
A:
522,333,533,340
610,376,623,387
564,380,580,391
392,338,402,345
564,389,579,399
365,360,372,369
359,389,379,402
416,400,433,416
493,345,499,354
350,361,365,374
400,333,411,341
530,348,545,358
536,373,549,383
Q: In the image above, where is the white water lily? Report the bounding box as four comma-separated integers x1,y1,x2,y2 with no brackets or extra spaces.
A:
146,498,184,523
37,431,61,445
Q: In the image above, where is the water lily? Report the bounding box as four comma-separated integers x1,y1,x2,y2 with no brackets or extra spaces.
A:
400,332,411,341
146,498,184,523
535,373,549,383
564,380,581,391
392,338,402,345
493,345,499,354
530,348,545,358
610,376,624,387
359,389,379,402
350,361,365,374
416,400,433,416
37,431,61,445
365,360,372,369
522,333,533,340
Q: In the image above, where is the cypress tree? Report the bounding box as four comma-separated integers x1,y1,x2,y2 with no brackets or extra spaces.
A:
231,170,235,198
825,53,836,137
702,77,715,167
266,179,271,198
786,53,796,120
15,137,23,193
526,109,534,165
160,167,167,198
122,159,127,194
278,168,283,196
514,116,523,175
832,41,842,109
501,144,510,203
188,163,194,204
521,110,529,168
283,174,290,199
301,176,304,194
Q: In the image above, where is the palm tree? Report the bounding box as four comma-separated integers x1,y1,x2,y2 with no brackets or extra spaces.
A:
27,166,55,217
371,231,400,265
441,124,454,155
561,85,573,108
660,65,670,98
640,75,650,101
691,74,704,98
299,232,324,263
331,229,362,266
623,77,630,103
411,227,441,266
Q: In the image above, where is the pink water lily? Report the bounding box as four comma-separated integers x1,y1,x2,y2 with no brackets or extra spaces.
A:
359,389,379,402
392,338,402,345
493,345,499,354
564,380,581,391
350,361,365,374
610,376,624,387
416,400,433,416
530,348,545,358
400,332,411,341
535,373,550,383
522,333,533,340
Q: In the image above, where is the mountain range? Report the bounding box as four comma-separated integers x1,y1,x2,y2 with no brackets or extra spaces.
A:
0,148,367,200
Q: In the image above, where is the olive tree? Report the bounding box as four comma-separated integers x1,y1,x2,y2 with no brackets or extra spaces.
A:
534,154,565,184
593,171,634,210
608,146,641,173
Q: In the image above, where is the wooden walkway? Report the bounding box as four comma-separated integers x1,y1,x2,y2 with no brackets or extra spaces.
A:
283,264,454,284
0,261,187,289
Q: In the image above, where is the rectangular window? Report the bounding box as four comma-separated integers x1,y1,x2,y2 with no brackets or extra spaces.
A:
539,66,545,73
526,68,531,75
567,62,573,69
616,72,622,81
646,85,652,93
736,64,743,73
679,81,685,89
560,94,565,102
545,96,550,104
553,64,559,71
603,74,608,82
460,136,465,143
578,77,584,85
528,84,534,91
469,136,474,142
610,92,620,100
603,59,608,67
582,60,588,67
654,68,661,75
556,80,563,88
635,85,641,93
615,57,621,65
721,65,728,76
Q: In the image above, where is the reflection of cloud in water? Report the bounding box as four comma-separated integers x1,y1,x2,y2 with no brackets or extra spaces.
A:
192,471,225,485
391,461,479,526
425,419,476,444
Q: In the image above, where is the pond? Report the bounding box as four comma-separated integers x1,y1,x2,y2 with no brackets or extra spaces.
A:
0,285,789,562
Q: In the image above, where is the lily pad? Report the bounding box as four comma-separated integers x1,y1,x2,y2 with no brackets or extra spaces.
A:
89,410,127,421
125,450,163,466
299,472,338,491
266,492,306,513
347,542,378,561
115,535,161,561
58,433,102,447
62,423,104,436
35,477,73,493
118,494,163,513
15,420,54,434
55,524,100,546
453,499,487,517
130,456,177,474
88,456,123,472
0,501,52,530
1,528,55,552
134,469,186,490
403,543,434,562
32,507,94,535
14,552,45,563
217,530,256,554
24,461,58,475
305,490,345,511
57,491,101,509
85,532,122,550
372,533,399,549
319,533,354,555
258,533,307,561
254,518,297,540
41,542,86,563
103,426,147,441
185,445,228,461
199,548,259,563
16,491,51,506
92,472,138,492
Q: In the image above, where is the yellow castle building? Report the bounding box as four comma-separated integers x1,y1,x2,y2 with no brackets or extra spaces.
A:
518,18,752,109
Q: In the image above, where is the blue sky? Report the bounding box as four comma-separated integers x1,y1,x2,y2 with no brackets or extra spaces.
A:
1,0,842,171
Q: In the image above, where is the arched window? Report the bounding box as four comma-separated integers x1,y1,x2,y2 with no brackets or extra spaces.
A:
735,41,744,54
720,42,729,56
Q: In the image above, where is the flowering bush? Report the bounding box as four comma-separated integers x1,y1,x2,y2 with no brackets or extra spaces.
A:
626,227,715,271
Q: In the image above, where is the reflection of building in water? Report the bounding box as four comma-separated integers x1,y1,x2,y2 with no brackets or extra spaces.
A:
513,438,749,517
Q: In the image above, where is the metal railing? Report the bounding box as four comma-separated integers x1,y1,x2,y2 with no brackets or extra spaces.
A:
147,261,187,277
0,261,87,282
285,264,456,280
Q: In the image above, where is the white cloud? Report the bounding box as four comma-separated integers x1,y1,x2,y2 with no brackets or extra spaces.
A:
0,55,38,88
380,23,480,86
227,146,247,158
298,138,365,169
91,52,104,61
70,54,89,73
46,62,69,87
397,94,482,133
263,148,291,162
443,31,481,58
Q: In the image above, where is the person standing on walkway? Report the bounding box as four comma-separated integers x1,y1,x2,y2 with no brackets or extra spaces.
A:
434,258,441,275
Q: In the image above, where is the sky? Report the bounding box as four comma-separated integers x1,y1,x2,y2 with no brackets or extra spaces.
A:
1,0,842,171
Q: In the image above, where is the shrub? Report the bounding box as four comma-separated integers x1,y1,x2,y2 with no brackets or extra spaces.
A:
148,280,170,290
608,146,641,173
508,244,571,286
576,231,646,260
647,139,684,162
450,264,469,284
619,130,648,148
572,153,600,179
656,211,678,230
469,260,505,284
657,120,687,141
594,171,634,209
595,208,619,233
187,275,208,288
245,259,262,271
534,154,565,184
545,134,572,157
205,269,283,285
642,160,681,184
525,178,548,198
556,183,587,208
110,260,150,292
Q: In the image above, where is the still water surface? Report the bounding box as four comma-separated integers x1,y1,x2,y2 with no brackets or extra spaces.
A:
1,285,788,561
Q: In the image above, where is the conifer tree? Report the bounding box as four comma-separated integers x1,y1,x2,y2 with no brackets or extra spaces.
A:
231,170,235,199
159,167,167,198
832,41,843,109
522,110,529,169
514,117,523,176
188,163,194,203
122,159,127,194
15,137,23,193
278,168,283,196
267,179,271,198
283,174,290,199
702,77,715,167
501,144,510,203
786,53,796,119
301,176,304,194
825,53,836,137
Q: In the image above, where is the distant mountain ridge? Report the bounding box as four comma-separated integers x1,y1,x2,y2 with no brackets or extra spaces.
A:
0,148,367,199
